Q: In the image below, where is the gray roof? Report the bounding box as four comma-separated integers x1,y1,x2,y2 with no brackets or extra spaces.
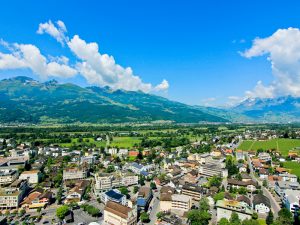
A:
253,194,271,208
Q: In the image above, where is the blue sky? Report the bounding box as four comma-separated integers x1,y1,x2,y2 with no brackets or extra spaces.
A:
1,0,300,106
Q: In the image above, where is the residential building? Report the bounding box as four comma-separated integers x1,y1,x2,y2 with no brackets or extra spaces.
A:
275,181,300,197
216,200,253,222
20,188,52,209
103,201,137,225
0,169,18,186
159,186,175,212
137,187,153,212
279,174,298,183
283,189,300,214
199,158,228,178
101,189,126,205
63,166,87,180
253,194,271,214
0,180,29,208
227,179,257,192
258,152,272,162
94,173,138,197
181,184,203,201
171,194,192,216
19,170,41,184
64,180,90,204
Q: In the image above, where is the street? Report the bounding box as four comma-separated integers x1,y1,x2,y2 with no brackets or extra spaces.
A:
246,153,281,217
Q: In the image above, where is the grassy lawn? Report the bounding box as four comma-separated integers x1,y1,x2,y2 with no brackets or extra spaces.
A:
258,219,266,225
58,138,106,148
110,137,141,148
238,138,300,156
283,161,300,177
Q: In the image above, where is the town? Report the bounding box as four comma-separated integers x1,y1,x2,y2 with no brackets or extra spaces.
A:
0,124,298,225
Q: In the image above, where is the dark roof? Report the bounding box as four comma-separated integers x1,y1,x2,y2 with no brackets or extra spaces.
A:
241,173,252,179
105,190,124,200
253,194,271,208
182,183,203,193
237,195,251,206
224,192,234,200
227,178,257,187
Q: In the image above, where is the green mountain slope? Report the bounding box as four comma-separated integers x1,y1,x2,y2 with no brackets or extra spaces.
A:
0,76,227,124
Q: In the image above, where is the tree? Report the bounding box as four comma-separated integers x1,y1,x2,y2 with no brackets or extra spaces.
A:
156,212,164,220
209,175,222,187
266,210,274,225
187,209,211,225
199,197,210,211
263,179,268,187
119,186,129,196
252,212,258,220
230,212,241,225
275,208,293,225
213,192,225,202
56,205,69,220
219,218,230,225
150,182,157,190
105,165,115,173
133,186,139,194
140,212,150,222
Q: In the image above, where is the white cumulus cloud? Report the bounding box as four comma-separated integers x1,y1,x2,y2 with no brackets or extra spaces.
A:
37,20,68,45
0,42,77,79
154,79,169,91
242,27,300,98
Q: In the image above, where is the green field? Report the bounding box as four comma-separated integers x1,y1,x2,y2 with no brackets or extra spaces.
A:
283,161,300,177
238,138,300,156
110,137,141,148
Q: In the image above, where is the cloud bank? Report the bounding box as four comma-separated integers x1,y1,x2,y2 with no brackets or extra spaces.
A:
242,27,300,99
0,20,168,93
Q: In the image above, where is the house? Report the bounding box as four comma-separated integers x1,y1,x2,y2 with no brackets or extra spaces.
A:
237,195,251,207
104,201,137,225
20,188,52,209
128,151,139,157
63,166,87,180
101,189,126,205
181,183,203,201
19,170,41,184
64,180,90,204
0,179,29,208
283,189,300,214
258,152,272,162
227,179,257,192
253,194,271,214
216,200,253,222
137,187,153,212
258,168,269,179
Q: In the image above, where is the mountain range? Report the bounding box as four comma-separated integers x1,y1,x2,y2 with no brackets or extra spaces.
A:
1,76,300,124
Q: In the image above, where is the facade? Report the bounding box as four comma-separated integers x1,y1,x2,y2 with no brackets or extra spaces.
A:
101,189,126,205
63,167,87,181
227,179,257,192
103,201,137,225
0,169,18,186
94,173,138,197
283,189,300,214
275,181,300,197
181,184,203,201
0,180,29,208
216,200,253,222
19,170,41,184
253,194,270,214
137,187,153,212
199,159,228,178
171,194,192,216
